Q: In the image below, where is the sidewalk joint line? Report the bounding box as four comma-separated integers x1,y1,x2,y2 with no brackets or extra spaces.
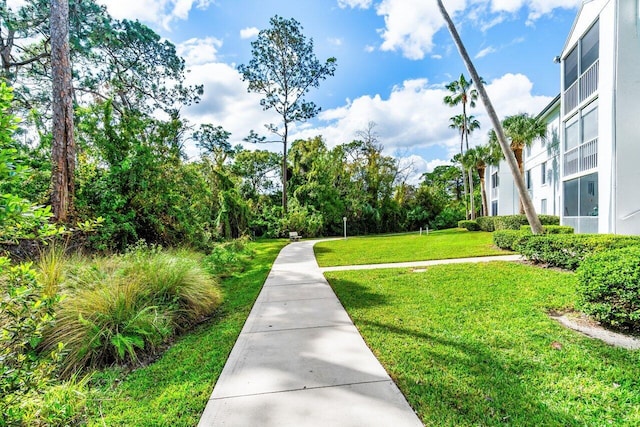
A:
210,379,392,401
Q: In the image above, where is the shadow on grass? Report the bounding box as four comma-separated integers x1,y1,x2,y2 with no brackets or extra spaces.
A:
324,278,389,309
358,318,580,426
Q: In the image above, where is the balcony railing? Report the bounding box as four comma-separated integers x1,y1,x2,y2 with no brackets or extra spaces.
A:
564,137,598,177
580,60,599,101
564,60,599,115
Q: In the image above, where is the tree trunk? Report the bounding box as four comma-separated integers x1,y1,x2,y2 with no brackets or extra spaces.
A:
478,165,488,217
513,145,525,214
51,0,75,223
436,0,543,234
468,167,475,220
282,122,288,215
461,164,469,220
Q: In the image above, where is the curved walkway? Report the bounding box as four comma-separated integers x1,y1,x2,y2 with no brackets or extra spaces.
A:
199,242,520,426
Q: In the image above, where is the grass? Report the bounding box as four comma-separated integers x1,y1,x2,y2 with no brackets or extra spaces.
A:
325,262,640,426
84,239,288,426
314,228,509,267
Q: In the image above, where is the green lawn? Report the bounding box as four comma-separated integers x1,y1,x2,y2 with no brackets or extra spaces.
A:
86,240,287,427
325,262,640,426
314,229,508,267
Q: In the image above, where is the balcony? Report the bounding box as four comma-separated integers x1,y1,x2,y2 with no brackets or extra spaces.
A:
563,137,598,177
564,60,599,115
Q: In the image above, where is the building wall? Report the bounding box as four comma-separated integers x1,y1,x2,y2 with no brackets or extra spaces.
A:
525,104,561,216
614,0,640,234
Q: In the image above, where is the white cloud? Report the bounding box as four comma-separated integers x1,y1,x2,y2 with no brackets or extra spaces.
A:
475,46,496,59
96,0,213,29
177,37,222,66
376,0,466,60
6,0,27,10
373,0,580,60
240,27,260,39
364,45,376,53
337,0,373,9
181,62,282,158
292,73,552,163
328,37,343,46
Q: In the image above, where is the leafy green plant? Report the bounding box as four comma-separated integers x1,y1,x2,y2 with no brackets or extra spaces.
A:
520,225,574,234
492,230,522,250
458,220,480,231
517,234,640,270
577,247,640,331
203,237,254,278
475,216,495,232
0,257,66,424
493,214,559,231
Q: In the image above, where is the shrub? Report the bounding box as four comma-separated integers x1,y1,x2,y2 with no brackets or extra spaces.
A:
493,214,560,231
493,230,523,251
476,216,495,232
40,248,222,376
520,225,574,234
458,220,480,231
430,206,464,230
0,257,82,425
576,247,640,331
518,234,640,270
203,236,254,278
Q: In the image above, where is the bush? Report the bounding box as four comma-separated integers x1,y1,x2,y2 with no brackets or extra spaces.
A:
476,216,495,232
40,247,222,376
458,220,480,231
518,234,640,270
0,257,89,426
520,225,574,234
493,214,560,231
430,206,465,230
577,247,640,331
493,230,523,251
203,236,254,278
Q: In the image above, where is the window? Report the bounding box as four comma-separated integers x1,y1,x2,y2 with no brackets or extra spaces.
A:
564,173,598,217
582,102,598,143
564,47,578,88
541,199,547,215
565,115,579,151
541,162,547,185
581,21,599,73
491,201,498,216
526,169,532,189
491,172,499,188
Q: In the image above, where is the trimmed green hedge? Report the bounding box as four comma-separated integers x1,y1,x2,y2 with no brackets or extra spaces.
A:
458,220,480,231
478,215,560,232
577,247,640,331
493,230,523,251
494,214,560,231
476,217,495,232
518,234,640,270
520,225,574,234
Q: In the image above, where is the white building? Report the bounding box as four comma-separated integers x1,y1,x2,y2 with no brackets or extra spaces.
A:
487,0,640,235
487,95,561,217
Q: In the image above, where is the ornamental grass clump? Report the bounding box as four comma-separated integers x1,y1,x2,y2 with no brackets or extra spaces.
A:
41,248,222,376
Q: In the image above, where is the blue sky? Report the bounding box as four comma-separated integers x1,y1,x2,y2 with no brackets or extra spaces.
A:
94,0,583,182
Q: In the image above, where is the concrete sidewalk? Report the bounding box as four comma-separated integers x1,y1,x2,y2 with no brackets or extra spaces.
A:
320,254,523,272
198,240,423,427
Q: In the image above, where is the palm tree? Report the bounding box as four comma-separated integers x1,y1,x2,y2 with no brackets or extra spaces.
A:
489,113,547,213
449,114,480,219
465,144,502,217
444,74,478,153
436,0,543,234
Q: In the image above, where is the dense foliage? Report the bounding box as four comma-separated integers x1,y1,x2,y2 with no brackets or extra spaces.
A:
577,247,640,331
517,234,640,270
